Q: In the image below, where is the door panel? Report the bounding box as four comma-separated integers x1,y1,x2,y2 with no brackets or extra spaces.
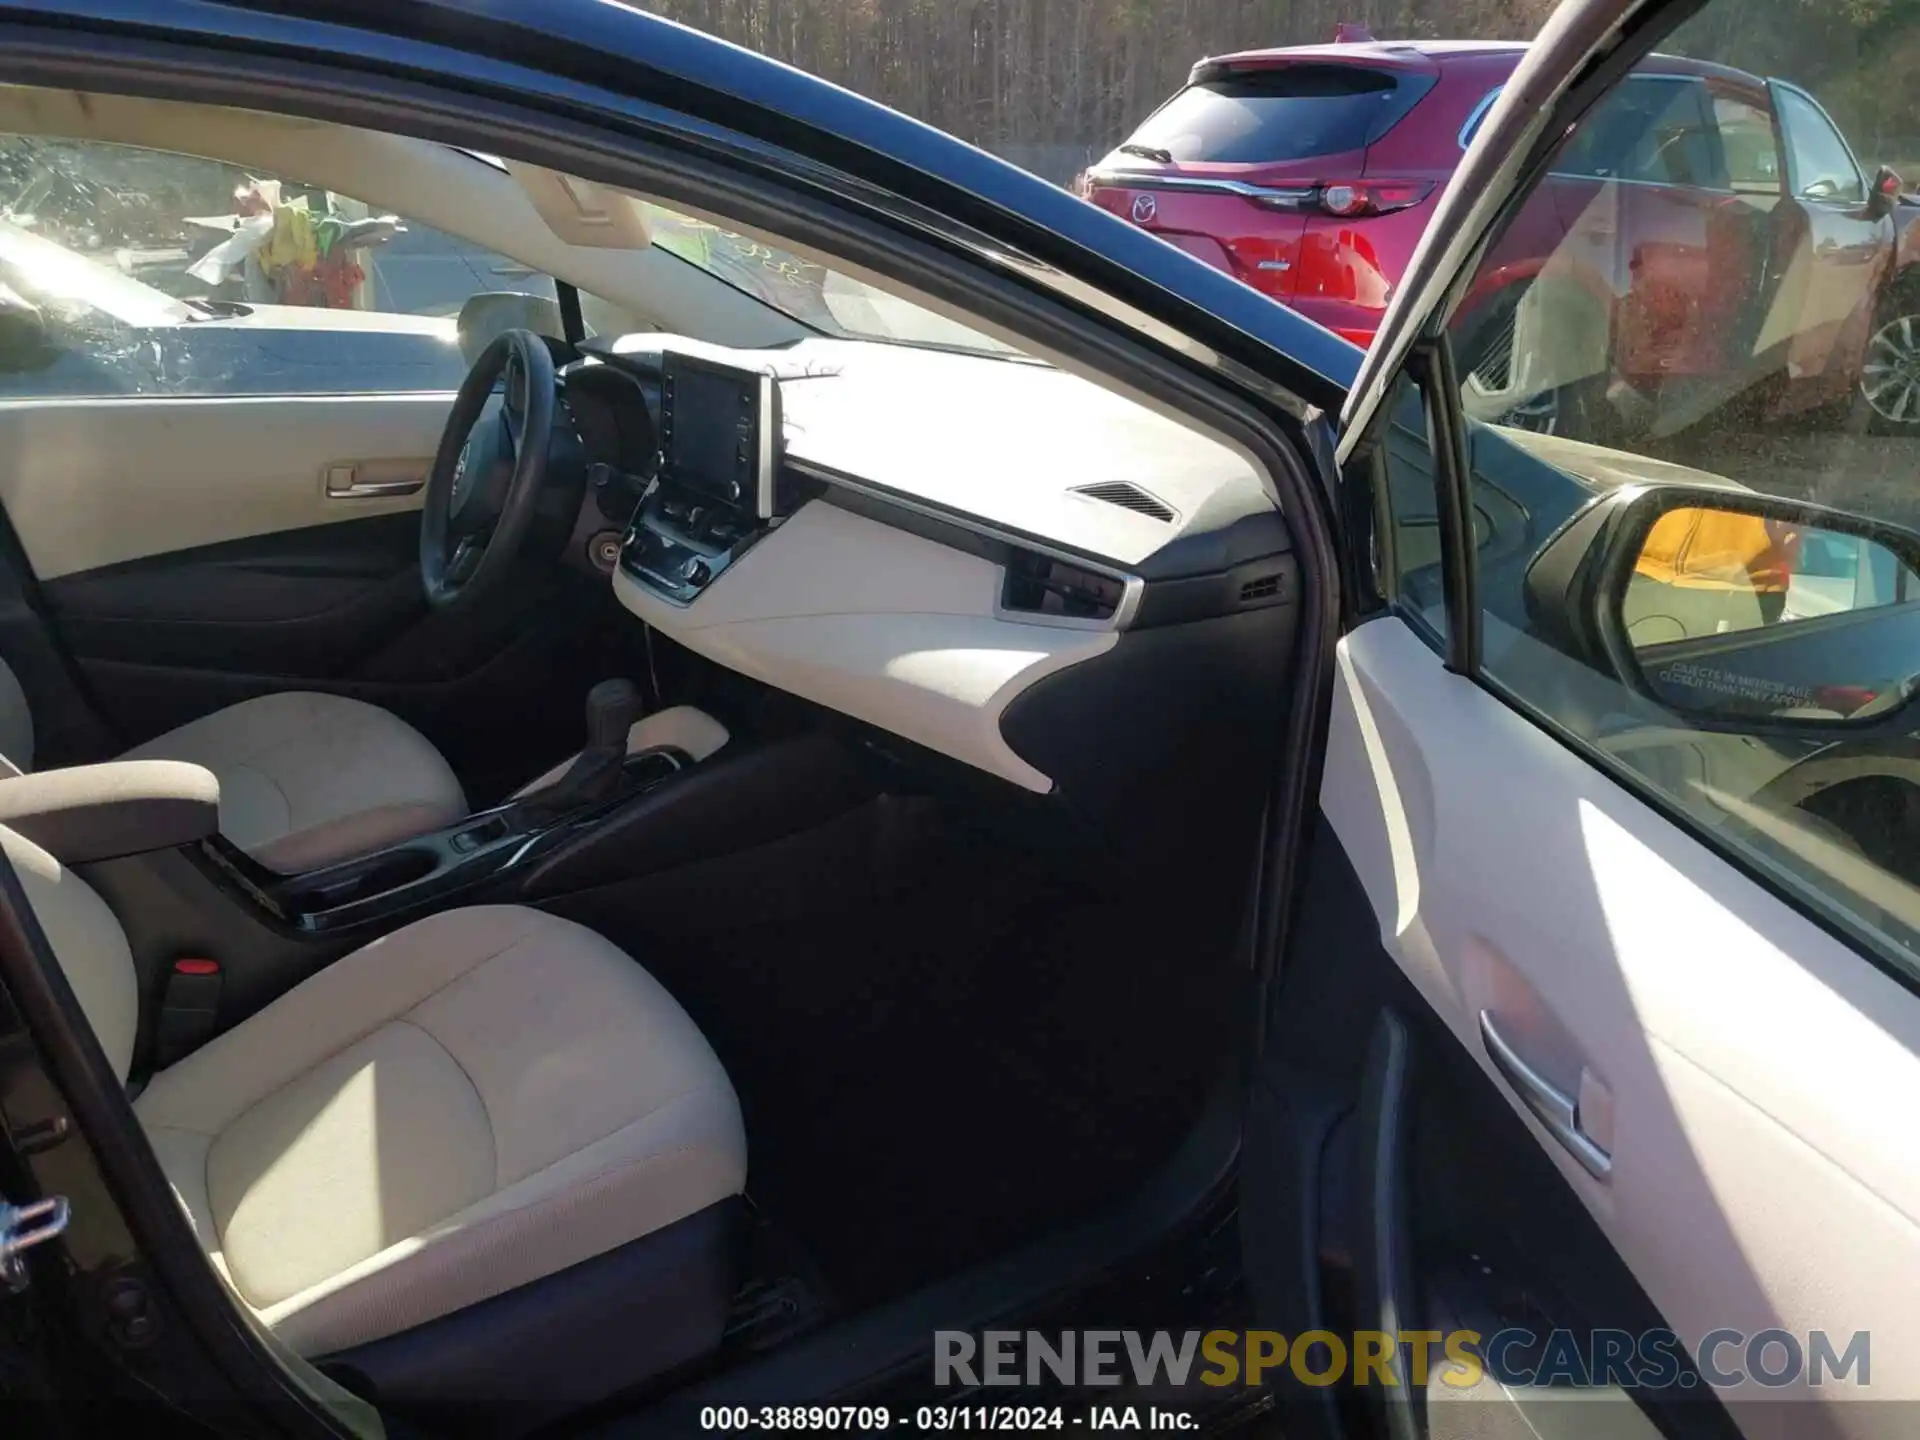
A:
42,513,424,674
1769,84,1887,406
1777,202,1883,405
1248,813,1737,1440
41,534,616,800
5,394,622,798
1319,616,1920,1438
0,392,446,579
63,575,612,800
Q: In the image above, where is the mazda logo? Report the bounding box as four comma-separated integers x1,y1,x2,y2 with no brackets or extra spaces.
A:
1131,194,1157,225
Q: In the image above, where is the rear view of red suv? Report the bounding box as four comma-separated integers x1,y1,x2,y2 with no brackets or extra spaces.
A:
1089,35,1920,445
1084,37,1522,348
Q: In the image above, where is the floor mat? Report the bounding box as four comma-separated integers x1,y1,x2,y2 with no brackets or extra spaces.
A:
554,795,1237,1307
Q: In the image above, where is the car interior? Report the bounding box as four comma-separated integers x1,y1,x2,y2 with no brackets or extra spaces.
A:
0,85,1305,1431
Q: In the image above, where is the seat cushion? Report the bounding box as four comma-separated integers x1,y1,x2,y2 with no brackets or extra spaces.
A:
119,691,466,872
134,905,747,1357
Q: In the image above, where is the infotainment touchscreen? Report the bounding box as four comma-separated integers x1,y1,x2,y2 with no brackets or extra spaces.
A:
658,351,781,518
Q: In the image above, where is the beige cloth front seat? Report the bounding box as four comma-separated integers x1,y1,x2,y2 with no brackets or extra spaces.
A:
0,660,466,873
7,825,747,1364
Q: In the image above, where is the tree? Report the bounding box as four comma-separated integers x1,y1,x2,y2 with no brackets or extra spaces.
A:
632,0,1920,171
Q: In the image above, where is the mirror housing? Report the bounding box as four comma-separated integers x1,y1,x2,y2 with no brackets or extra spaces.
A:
457,290,564,367
1869,164,1905,221
1524,483,1920,729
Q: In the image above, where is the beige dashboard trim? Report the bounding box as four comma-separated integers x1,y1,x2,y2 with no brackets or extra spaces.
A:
610,503,1118,792
791,462,1147,633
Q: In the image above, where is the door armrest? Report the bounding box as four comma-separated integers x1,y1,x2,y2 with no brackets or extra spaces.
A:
0,761,221,863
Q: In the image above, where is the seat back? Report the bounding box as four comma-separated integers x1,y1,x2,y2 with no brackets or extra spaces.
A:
0,657,32,775
0,824,137,1080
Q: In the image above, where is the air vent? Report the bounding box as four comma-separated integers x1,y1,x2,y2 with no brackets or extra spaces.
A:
1071,481,1175,523
1239,573,1283,603
1002,550,1124,622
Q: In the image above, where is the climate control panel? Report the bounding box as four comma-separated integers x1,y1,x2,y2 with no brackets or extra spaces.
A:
618,482,767,604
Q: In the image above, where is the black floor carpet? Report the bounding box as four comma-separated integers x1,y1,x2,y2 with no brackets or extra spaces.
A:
553,795,1236,1309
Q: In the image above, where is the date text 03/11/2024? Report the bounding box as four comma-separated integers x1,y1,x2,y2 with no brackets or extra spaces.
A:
698,1405,1199,1431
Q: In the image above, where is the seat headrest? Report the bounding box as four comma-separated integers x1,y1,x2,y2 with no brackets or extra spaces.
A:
0,656,32,774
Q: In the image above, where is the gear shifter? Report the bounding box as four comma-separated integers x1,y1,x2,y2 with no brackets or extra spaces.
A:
513,678,643,822
584,678,642,754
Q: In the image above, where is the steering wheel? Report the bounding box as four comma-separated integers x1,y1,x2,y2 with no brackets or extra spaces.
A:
421,328,556,611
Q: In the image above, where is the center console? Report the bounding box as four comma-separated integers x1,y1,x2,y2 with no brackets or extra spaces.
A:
205,746,690,935
83,708,872,1055
619,349,793,605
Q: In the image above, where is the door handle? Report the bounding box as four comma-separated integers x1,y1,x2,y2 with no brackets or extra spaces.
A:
324,464,425,499
1478,1010,1612,1180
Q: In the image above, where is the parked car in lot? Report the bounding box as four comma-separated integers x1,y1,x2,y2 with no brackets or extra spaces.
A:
1086,33,1920,439
1084,36,1514,345
0,2,1916,1439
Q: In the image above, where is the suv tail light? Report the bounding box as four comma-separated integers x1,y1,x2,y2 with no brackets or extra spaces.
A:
1316,180,1433,217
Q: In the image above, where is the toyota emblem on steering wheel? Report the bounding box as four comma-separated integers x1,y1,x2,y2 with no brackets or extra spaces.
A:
451,438,474,506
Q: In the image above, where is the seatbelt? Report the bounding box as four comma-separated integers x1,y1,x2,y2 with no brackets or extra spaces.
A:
154,958,221,1068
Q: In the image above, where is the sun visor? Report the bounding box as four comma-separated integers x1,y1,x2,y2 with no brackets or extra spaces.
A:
505,160,654,249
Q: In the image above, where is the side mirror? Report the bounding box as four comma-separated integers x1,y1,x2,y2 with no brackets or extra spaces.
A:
456,290,563,367
1869,164,1905,221
1525,484,1920,728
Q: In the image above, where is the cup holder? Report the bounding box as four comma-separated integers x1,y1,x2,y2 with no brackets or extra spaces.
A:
258,748,696,933
284,844,442,913
361,848,439,891
623,749,687,786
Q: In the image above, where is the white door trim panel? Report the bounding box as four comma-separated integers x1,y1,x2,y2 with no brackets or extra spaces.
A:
1322,615,1920,1436
0,394,449,578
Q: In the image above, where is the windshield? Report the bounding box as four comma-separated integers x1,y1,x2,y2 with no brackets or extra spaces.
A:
0,215,189,326
456,147,1019,355
641,203,1022,356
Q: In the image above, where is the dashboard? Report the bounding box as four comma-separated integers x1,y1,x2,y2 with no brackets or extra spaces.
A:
561,334,1299,798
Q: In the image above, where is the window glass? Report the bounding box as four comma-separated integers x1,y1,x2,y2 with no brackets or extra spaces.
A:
1117,66,1429,166
0,137,549,395
451,148,1017,356
1775,87,1867,203
1712,96,1782,193
1379,377,1450,634
640,204,1017,355
1555,78,1717,187
1378,30,1920,978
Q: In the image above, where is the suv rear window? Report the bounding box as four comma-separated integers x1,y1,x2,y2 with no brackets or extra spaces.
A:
1121,65,1434,165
